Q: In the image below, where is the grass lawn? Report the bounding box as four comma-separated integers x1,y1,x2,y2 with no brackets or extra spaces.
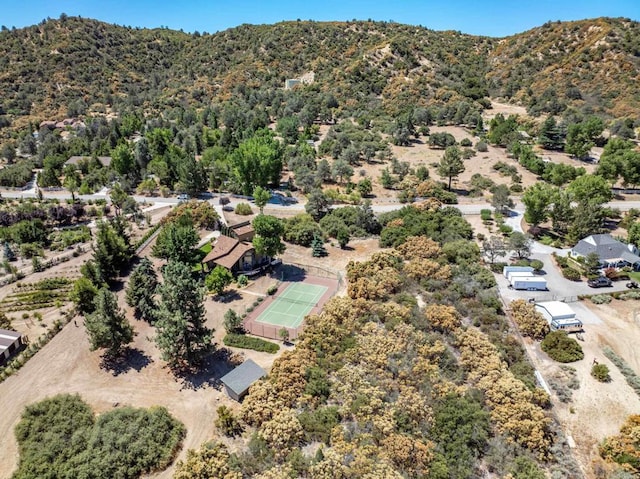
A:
192,243,213,273
627,271,640,283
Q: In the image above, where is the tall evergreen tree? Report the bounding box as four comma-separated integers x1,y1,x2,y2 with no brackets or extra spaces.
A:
155,261,213,370
85,288,134,358
537,116,564,150
125,258,158,322
437,146,465,191
93,219,132,283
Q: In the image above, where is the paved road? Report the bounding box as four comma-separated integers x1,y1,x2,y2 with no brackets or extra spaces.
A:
0,188,494,215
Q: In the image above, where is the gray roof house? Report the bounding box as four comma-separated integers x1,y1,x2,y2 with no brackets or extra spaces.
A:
571,234,640,270
220,359,266,401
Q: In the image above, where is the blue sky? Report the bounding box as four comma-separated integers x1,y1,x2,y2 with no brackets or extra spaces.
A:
1,0,638,37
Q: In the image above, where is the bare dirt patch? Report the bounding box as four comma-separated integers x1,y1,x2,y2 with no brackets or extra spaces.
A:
0,205,290,479
521,298,640,478
342,124,592,207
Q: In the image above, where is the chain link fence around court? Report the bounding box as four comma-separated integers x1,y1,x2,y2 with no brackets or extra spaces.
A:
273,262,343,293
243,263,342,341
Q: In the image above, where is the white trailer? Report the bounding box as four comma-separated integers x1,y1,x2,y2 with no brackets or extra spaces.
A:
510,276,547,291
503,266,534,279
506,271,536,282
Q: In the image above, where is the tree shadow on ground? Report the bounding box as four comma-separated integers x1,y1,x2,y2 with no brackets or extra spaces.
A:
177,348,240,391
101,347,152,376
216,290,242,303
274,263,308,282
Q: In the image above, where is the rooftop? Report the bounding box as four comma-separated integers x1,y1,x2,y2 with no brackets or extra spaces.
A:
535,301,576,320
220,359,266,397
573,234,640,264
202,235,254,270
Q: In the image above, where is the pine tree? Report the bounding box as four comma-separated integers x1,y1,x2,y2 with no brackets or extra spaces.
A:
3,241,15,262
125,258,158,322
84,288,134,358
155,261,213,370
311,235,327,257
537,116,564,150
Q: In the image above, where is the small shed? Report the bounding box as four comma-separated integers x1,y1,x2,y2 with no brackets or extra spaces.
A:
0,329,23,365
220,359,267,402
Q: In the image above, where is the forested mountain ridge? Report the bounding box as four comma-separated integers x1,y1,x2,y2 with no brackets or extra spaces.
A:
0,15,638,131
488,17,640,118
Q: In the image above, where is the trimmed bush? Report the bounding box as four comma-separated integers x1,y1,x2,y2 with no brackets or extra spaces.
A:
591,364,611,382
541,331,584,363
267,284,279,295
530,259,544,272
223,333,279,353
591,294,612,305
480,209,493,221
234,203,253,215
237,274,248,287
562,267,581,281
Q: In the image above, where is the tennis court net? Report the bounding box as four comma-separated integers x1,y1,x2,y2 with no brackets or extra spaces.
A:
275,295,318,307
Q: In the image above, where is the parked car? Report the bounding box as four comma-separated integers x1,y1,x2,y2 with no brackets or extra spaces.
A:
626,281,639,289
177,193,190,201
588,276,613,288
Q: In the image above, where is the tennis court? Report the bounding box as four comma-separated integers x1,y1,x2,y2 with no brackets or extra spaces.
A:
255,282,328,329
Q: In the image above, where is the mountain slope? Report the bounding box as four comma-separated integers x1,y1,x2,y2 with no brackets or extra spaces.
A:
488,17,640,118
0,16,638,126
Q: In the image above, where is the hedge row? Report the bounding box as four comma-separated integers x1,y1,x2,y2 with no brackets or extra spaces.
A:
223,333,280,354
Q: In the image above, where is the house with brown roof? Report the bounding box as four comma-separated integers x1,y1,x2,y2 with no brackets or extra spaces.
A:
229,221,255,242
201,235,255,272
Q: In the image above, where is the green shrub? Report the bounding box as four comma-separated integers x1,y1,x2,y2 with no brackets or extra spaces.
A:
476,141,488,152
591,364,611,382
530,259,544,272
554,253,569,268
460,138,473,147
591,294,612,304
234,203,253,215
480,209,493,221
223,333,279,353
603,346,640,398
509,184,523,193
12,394,185,478
215,405,243,437
267,284,279,295
619,291,640,300
499,224,513,234
237,274,248,287
562,268,581,281
541,331,584,363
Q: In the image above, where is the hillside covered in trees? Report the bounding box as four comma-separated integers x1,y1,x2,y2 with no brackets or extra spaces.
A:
0,15,639,135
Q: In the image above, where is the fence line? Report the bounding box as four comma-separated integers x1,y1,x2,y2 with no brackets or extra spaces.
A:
278,262,343,293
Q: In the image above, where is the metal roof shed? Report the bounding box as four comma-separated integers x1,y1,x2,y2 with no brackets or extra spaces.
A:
0,329,23,366
220,359,267,402
535,301,576,321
